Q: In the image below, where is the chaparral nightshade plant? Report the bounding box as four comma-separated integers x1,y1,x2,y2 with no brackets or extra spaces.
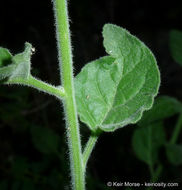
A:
0,0,160,190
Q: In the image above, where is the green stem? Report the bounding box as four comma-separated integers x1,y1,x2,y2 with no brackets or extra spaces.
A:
149,164,154,182
147,113,182,189
53,0,85,190
170,113,182,144
148,126,155,180
147,165,163,190
152,165,162,182
83,132,100,171
6,76,65,99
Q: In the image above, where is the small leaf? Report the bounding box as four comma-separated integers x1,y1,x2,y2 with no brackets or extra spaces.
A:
0,47,12,66
10,43,32,79
166,144,182,166
132,122,165,166
0,42,32,81
0,47,15,80
75,24,160,132
138,96,182,127
30,125,60,154
169,30,182,66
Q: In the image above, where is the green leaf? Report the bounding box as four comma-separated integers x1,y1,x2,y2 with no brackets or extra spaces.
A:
0,47,12,66
132,122,165,166
30,125,60,154
0,47,14,80
75,24,160,132
138,96,182,127
0,42,32,81
169,30,182,66
166,144,182,166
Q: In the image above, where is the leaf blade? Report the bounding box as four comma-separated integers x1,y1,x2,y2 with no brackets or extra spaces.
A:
138,96,182,127
0,47,12,66
10,42,32,80
0,47,14,80
132,122,166,166
169,30,182,66
75,24,160,132
75,56,122,131
0,42,32,82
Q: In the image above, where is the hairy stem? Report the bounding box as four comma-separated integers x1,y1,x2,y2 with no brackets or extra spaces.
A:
53,0,85,189
83,132,100,171
6,76,65,99
170,113,182,144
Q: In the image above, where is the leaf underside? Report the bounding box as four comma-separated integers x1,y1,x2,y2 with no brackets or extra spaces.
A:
0,42,32,82
75,24,160,132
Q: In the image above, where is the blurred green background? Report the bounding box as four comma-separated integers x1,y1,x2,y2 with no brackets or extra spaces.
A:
0,0,182,189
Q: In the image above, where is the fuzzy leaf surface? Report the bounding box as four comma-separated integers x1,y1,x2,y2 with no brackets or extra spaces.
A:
75,24,160,132
0,43,32,81
132,122,165,166
169,30,182,66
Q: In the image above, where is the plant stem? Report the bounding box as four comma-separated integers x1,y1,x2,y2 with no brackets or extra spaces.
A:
152,165,163,182
149,164,154,182
147,113,182,190
83,132,100,171
170,113,182,144
147,164,163,190
53,0,85,189
7,76,65,99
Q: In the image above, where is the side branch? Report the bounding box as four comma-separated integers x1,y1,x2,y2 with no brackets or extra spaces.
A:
170,113,182,144
6,76,65,99
83,131,100,171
